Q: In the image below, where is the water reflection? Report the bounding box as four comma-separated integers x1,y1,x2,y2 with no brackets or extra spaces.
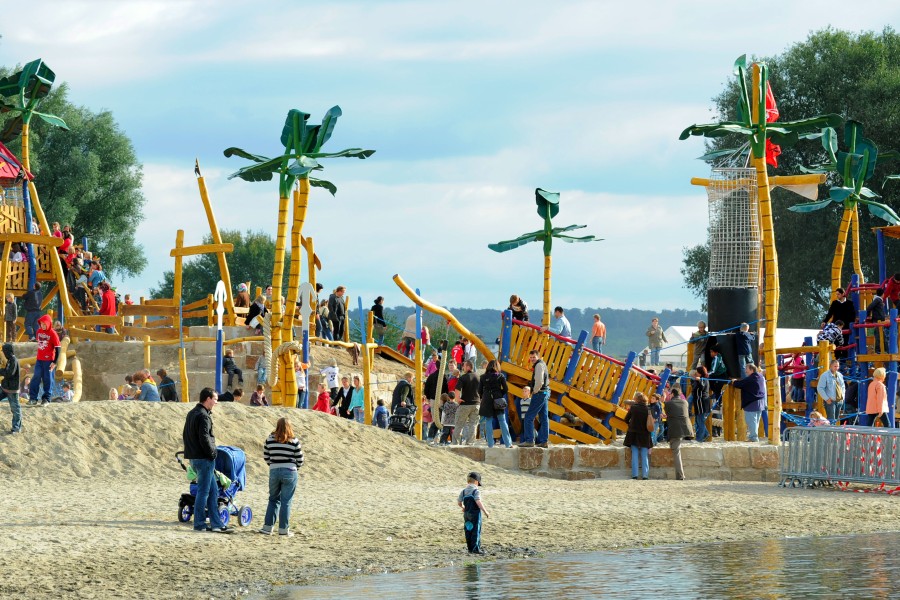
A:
270,532,900,600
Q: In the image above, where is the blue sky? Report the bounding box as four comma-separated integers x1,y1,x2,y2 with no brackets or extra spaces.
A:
4,1,900,314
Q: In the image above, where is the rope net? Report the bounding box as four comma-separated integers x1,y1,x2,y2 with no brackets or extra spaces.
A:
707,168,761,289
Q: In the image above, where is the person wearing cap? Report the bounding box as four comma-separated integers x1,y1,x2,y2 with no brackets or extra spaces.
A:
457,471,490,554
235,283,251,309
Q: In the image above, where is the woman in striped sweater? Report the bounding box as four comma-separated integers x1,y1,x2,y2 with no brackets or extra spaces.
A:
260,417,305,536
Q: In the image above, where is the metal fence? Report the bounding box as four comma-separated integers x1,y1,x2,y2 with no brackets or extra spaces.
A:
780,426,900,488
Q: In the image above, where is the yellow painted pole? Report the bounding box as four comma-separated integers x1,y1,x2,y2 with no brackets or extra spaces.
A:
27,181,74,318
269,192,290,406
850,205,864,285
180,346,189,402
196,172,236,325
144,335,151,371
173,230,185,307
70,357,83,402
343,295,351,343
21,122,30,172
281,182,310,405
0,241,8,342
831,208,852,297
542,254,552,329
362,310,374,425
752,62,781,445
55,336,70,377
817,340,831,415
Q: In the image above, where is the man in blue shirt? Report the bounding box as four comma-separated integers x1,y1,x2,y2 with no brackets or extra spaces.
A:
545,306,571,338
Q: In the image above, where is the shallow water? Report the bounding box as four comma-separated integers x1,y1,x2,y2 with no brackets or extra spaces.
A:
265,532,900,599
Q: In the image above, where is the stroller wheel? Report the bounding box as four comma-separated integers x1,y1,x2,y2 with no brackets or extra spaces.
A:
218,505,230,527
178,503,193,523
239,505,253,527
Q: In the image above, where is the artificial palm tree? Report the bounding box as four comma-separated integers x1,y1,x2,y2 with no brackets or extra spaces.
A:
681,55,841,444
225,107,373,405
788,120,900,293
488,188,600,328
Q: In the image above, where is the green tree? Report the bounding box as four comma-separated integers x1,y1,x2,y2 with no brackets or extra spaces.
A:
0,65,146,277
151,229,289,304
681,27,900,326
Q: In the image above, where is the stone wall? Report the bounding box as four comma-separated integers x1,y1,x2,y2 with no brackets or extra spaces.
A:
449,444,781,482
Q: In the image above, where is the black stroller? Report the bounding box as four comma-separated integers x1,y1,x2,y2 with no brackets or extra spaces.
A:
175,446,253,527
388,413,415,436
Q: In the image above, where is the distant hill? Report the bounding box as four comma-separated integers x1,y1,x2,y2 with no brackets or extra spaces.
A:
349,305,705,360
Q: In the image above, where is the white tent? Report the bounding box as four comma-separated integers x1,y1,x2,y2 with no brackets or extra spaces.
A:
656,325,821,368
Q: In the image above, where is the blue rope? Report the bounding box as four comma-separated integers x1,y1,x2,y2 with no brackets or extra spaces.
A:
658,318,765,352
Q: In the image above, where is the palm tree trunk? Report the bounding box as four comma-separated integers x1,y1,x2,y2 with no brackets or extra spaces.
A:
279,181,310,405
269,192,291,405
831,208,852,294
851,204,863,284
21,122,31,172
542,254,551,329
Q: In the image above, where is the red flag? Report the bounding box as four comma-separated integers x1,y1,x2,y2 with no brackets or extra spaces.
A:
765,82,780,167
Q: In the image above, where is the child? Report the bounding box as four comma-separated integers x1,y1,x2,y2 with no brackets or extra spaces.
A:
29,315,60,406
222,349,244,389
735,323,756,371
250,385,267,407
439,392,458,445
108,388,118,401
809,410,830,427
320,360,340,400
312,383,331,413
457,471,490,555
422,396,433,440
5,293,16,342
373,398,390,429
517,386,532,442
60,382,74,403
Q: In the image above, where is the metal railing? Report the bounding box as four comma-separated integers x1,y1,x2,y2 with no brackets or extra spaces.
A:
780,426,900,488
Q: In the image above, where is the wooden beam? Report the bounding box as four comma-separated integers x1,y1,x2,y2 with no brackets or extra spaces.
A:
122,326,180,341
169,243,234,257
68,328,124,342
0,233,64,247
121,304,179,317
66,315,125,327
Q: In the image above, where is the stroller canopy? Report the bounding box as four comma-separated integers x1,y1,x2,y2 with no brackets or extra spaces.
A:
215,446,247,491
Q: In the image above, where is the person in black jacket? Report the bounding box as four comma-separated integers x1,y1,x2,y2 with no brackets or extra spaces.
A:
328,286,346,340
156,368,178,402
372,296,387,345
333,376,354,419
624,392,653,480
424,362,449,402
23,283,42,341
182,388,233,533
478,360,512,448
1,343,21,433
392,372,415,413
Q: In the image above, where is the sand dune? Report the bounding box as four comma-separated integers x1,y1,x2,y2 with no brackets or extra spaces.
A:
2,402,899,599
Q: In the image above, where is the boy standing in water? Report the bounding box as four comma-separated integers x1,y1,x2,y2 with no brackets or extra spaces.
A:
457,471,490,555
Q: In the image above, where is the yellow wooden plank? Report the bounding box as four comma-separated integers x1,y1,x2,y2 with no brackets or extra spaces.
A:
549,420,601,444
122,326,180,341
66,315,125,327
548,434,577,445
561,395,612,438
121,304,179,317
169,243,234,257
68,328,124,342
566,387,618,414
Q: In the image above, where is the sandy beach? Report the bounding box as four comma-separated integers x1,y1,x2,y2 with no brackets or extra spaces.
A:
1,402,898,599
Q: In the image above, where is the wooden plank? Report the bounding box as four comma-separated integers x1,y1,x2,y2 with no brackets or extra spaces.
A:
561,395,612,439
566,387,618,414
68,328,124,342
122,326,180,341
855,353,896,362
608,416,629,431
374,345,415,368
147,317,174,328
548,434,577,445
66,315,125,327
0,232,64,247
169,242,234,257
549,420,601,444
121,304,179,317
143,298,176,306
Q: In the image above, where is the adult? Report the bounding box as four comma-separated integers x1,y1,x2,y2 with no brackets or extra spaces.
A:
133,372,160,402
477,360,512,448
665,388,694,480
624,392,653,480
182,388,233,533
245,295,267,333
732,364,766,442
317,299,334,341
520,350,550,448
328,286,347,340
590,314,606,353
866,289,887,353
5,292,17,342
401,313,417,358
822,287,856,329
689,321,710,369
463,338,477,369
545,306,572,338
333,376,354,419
645,317,667,366
866,367,890,427
23,283,42,341
234,283,251,309
424,362,449,403
691,366,711,443
294,357,308,409
29,315,59,406
1,343,21,433
260,417,304,536
817,360,845,422
508,295,528,322
98,282,117,334
157,368,179,402
392,372,415,413
452,360,481,445
371,296,387,346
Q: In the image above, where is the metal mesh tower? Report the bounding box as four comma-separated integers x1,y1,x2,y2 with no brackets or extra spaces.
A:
707,168,761,289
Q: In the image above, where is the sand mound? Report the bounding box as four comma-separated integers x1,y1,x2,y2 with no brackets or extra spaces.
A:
0,402,488,484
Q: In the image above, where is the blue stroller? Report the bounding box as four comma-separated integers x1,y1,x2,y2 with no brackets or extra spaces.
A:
175,446,253,527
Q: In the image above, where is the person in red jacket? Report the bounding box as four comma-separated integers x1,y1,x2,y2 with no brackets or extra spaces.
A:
29,314,60,406
881,273,900,309
98,282,117,334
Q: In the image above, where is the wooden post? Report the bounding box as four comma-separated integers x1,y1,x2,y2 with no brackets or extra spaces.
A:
173,230,185,307
139,296,147,329
144,335,151,371
816,340,831,416
343,294,351,343
180,346,189,402
25,181,74,319
0,241,8,342
362,310,375,425
196,172,235,325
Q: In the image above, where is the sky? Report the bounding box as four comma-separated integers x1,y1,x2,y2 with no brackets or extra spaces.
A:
3,0,900,313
